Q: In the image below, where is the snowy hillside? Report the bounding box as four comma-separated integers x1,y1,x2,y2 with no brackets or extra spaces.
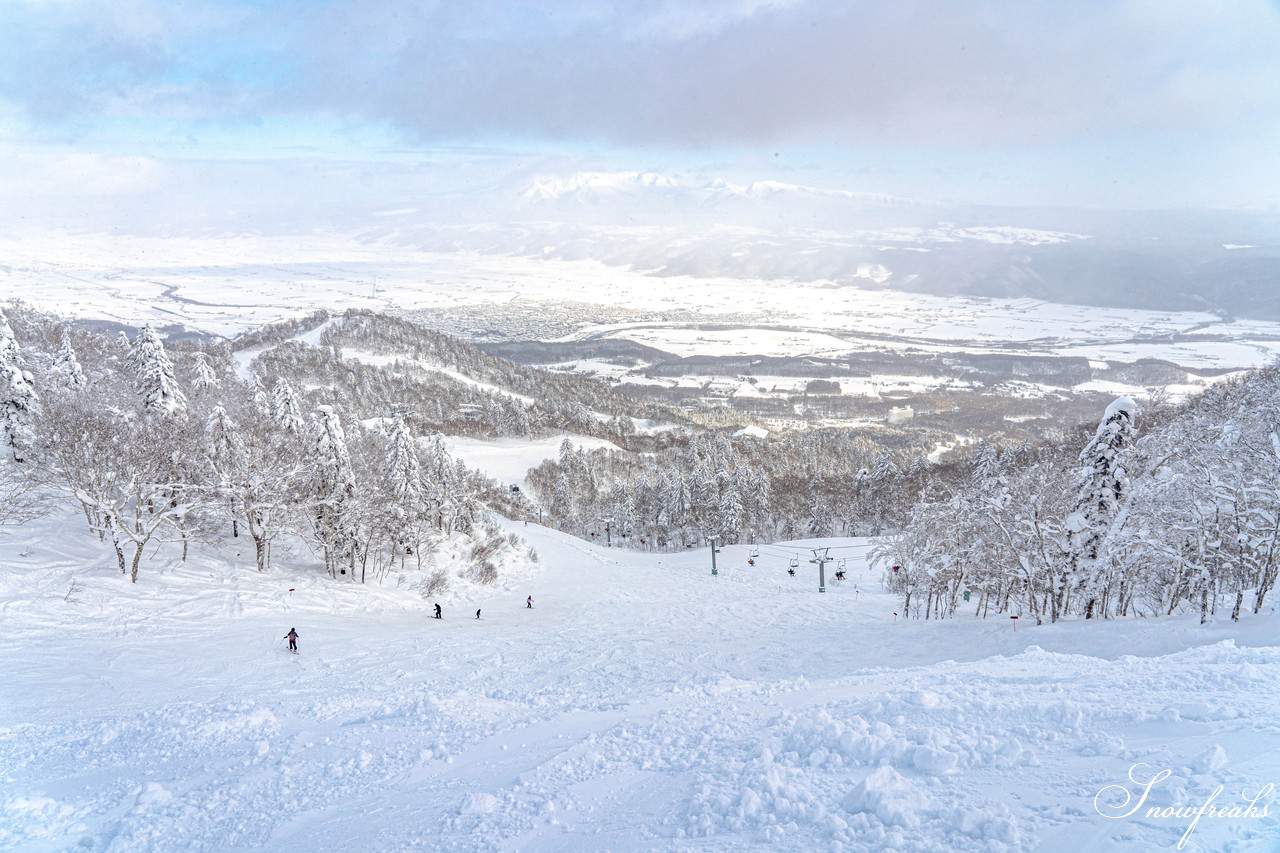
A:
2,506,1278,852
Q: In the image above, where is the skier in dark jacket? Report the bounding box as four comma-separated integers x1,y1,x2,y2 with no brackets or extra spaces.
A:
434,603,442,619
284,628,298,652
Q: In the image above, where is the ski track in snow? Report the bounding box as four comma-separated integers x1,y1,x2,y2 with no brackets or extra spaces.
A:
1,515,1278,852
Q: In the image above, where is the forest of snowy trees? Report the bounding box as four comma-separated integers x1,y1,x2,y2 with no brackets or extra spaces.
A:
524,428,944,548
4,298,1277,628
522,357,1280,626
875,374,1280,624
250,309,688,448
0,304,533,592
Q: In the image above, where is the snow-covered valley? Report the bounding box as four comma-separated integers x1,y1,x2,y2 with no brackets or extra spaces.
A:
3,509,1278,852
5,233,1280,372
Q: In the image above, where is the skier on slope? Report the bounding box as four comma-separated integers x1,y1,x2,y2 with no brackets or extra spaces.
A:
434,603,442,619
284,628,299,653
526,596,533,609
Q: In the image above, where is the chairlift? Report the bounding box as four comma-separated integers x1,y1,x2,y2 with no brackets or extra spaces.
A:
749,547,760,559
789,557,800,569
837,558,847,570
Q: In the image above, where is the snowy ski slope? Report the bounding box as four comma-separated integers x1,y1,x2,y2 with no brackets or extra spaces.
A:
2,509,1277,852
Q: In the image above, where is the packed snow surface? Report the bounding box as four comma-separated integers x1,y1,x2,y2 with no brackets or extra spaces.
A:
441,434,624,489
2,514,1278,852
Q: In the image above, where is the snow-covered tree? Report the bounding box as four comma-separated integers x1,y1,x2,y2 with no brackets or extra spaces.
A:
205,404,245,533
871,452,901,484
190,352,220,393
384,416,421,503
971,439,1000,486
128,325,187,417
0,309,39,462
250,376,270,412
51,328,87,389
203,402,305,572
1063,397,1138,619
270,379,304,434
719,476,744,540
382,415,425,567
312,405,357,576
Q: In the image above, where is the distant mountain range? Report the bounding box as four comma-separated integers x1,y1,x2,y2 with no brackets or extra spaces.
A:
520,171,915,208
358,170,1280,320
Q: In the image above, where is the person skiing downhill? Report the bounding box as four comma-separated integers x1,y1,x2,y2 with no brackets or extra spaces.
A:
434,603,442,619
284,628,298,653
526,596,533,609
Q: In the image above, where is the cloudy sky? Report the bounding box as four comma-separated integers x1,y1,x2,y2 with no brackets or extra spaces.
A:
2,0,1279,228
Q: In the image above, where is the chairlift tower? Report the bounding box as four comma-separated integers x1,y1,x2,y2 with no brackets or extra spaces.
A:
810,547,833,593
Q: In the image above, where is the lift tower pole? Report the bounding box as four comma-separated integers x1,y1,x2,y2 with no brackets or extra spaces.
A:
810,547,832,593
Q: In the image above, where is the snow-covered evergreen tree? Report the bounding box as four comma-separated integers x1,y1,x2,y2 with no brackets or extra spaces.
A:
190,352,219,392
128,325,187,416
312,405,356,576
250,376,270,412
971,439,1000,485
51,328,87,389
871,452,901,483
384,416,421,503
1063,397,1138,619
719,477,744,540
907,455,930,478
0,309,39,462
270,379,304,434
206,405,244,479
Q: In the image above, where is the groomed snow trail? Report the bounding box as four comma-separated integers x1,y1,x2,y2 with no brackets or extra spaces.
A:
1,515,1277,852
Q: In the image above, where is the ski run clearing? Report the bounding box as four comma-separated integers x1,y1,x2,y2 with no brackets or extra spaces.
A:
2,505,1278,852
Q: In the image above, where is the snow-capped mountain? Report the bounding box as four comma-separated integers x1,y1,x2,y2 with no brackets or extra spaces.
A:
519,170,918,210
522,171,685,202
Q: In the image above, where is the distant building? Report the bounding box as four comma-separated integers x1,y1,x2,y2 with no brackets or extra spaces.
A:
888,405,914,424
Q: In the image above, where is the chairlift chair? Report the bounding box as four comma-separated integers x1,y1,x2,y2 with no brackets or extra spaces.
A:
789,557,800,569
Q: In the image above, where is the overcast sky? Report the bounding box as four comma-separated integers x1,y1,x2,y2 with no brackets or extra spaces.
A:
2,0,1279,225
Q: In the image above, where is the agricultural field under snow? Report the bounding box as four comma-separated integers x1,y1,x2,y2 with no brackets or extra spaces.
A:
5,234,1280,374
